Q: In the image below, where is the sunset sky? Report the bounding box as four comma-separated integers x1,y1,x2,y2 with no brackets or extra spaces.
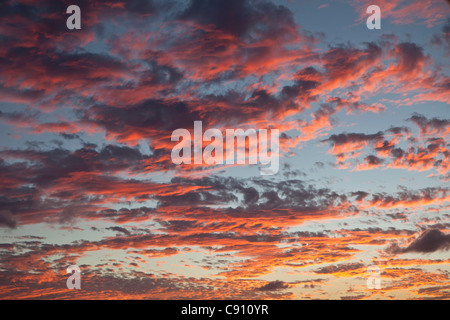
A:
0,0,449,300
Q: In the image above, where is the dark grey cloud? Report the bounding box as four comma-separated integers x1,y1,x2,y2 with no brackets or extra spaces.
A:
0,210,16,229
394,42,426,74
321,42,382,80
386,229,450,254
281,67,322,103
179,0,297,42
322,132,384,146
350,191,369,202
408,113,450,135
364,155,384,166
314,262,364,275
107,226,132,236
256,280,289,291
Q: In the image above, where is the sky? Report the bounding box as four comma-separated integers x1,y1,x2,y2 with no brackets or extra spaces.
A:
0,0,449,300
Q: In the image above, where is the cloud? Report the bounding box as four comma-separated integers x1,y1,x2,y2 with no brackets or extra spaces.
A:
256,280,289,291
314,263,365,276
408,113,450,135
356,155,385,171
179,0,297,42
0,210,16,229
387,229,450,254
107,226,132,236
321,120,448,179
392,42,426,76
431,18,450,55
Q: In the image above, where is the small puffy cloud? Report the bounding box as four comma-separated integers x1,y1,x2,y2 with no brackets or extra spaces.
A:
256,280,289,291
